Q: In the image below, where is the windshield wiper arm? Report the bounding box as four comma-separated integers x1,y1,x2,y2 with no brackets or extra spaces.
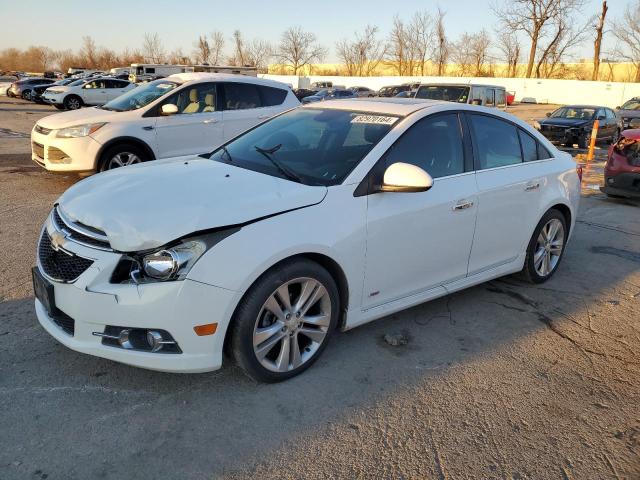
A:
254,145,302,183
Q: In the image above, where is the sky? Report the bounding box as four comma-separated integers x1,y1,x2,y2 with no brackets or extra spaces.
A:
0,0,630,62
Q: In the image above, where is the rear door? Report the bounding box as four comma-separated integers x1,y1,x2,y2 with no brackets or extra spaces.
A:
154,82,223,158
362,112,478,308
219,82,271,140
466,113,545,275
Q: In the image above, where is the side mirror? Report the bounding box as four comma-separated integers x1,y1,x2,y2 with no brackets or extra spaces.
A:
161,104,178,116
379,162,433,193
545,112,551,117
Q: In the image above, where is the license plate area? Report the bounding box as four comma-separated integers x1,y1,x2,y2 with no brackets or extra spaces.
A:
32,266,59,317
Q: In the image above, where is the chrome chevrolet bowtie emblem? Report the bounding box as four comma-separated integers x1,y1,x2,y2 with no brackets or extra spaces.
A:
49,230,67,251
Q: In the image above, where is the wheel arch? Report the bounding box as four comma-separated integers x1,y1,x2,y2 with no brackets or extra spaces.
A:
221,251,350,357
550,202,572,235
96,137,156,169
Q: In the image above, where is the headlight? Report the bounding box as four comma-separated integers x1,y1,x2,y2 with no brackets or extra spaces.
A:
142,240,206,281
533,121,541,130
56,123,106,138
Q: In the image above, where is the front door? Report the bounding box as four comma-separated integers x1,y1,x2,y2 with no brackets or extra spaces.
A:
363,112,478,309
82,80,107,105
154,82,223,158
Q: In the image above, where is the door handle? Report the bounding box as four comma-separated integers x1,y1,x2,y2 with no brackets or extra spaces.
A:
142,125,154,131
525,182,540,191
203,119,219,124
453,200,474,211
257,114,270,119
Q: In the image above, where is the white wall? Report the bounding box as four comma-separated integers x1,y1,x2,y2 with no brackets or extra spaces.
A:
261,74,640,108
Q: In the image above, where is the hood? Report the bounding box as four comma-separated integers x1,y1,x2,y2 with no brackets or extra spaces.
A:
57,157,327,252
539,118,591,128
37,107,119,129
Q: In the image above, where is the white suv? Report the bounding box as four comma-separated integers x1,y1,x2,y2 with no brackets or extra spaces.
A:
31,73,300,173
42,77,135,110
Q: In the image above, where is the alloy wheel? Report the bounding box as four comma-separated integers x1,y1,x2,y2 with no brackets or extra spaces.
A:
253,277,332,372
67,98,81,109
107,152,141,169
533,218,565,277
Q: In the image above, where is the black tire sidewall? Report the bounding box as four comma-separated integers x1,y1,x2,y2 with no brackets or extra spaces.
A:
64,95,82,110
523,209,568,284
230,259,340,383
22,90,31,100
99,143,146,171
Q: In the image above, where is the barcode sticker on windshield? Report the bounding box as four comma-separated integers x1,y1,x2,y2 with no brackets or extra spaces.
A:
351,115,398,125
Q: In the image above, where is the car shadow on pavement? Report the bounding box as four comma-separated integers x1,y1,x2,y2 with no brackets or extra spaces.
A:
0,196,639,479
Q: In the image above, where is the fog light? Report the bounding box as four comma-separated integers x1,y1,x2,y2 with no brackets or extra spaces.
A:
147,330,164,352
608,177,615,185
93,326,181,353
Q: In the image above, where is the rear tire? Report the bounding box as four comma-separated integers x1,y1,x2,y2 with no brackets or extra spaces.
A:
99,143,147,171
577,134,590,149
520,209,568,284
229,259,340,382
63,95,82,110
21,90,32,101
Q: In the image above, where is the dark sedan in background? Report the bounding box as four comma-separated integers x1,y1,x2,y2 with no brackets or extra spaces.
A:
534,105,622,149
301,88,356,104
30,79,74,103
601,126,640,199
615,97,640,130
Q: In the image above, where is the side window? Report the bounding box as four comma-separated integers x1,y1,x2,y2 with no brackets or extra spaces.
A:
471,87,483,105
258,86,287,106
468,114,522,169
384,113,465,179
606,109,616,119
496,90,506,108
519,129,538,162
537,142,553,160
104,80,118,88
485,89,495,107
163,83,217,114
223,82,262,110
146,68,156,74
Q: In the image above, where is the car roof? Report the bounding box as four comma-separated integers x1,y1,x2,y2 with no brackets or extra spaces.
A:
303,98,445,116
166,72,290,89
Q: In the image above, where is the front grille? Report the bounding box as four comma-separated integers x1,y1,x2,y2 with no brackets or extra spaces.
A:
32,141,45,159
52,311,75,336
34,124,51,135
52,207,111,250
38,231,94,282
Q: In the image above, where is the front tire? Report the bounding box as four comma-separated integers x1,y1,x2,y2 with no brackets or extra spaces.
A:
521,209,568,284
230,259,340,382
99,143,147,171
63,95,82,110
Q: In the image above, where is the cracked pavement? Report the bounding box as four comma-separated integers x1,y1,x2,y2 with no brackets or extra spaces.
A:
1,99,639,479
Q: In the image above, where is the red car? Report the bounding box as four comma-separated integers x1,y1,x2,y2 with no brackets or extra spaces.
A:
601,129,640,198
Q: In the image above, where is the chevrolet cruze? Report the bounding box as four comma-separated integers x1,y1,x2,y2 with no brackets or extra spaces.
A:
33,99,581,382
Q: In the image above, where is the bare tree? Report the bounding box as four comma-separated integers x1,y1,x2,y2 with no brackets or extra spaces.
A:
613,1,640,82
167,48,190,65
451,30,492,76
592,1,609,80
434,7,449,76
336,25,386,76
142,33,165,63
386,16,411,75
194,35,211,64
209,31,225,65
496,31,521,77
229,30,247,66
276,26,326,75
493,0,585,78
409,11,433,75
245,39,273,72
535,16,586,78
81,36,98,68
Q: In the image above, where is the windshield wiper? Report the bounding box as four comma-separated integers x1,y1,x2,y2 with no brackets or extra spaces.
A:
254,144,303,184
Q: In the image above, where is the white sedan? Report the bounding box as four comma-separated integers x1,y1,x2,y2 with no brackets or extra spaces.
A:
33,99,581,382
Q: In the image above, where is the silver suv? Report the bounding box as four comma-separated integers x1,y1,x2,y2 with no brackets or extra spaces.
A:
415,83,507,110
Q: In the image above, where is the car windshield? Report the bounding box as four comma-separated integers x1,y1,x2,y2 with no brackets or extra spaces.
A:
621,99,640,110
415,85,470,102
550,107,596,120
209,108,398,186
101,80,178,111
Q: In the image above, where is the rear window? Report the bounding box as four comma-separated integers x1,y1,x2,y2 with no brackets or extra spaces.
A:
416,85,470,103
